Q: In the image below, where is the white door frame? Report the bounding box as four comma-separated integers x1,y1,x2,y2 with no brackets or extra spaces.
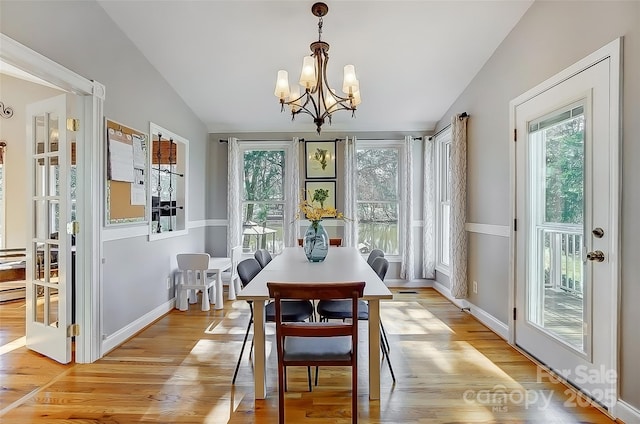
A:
508,37,621,412
0,34,105,363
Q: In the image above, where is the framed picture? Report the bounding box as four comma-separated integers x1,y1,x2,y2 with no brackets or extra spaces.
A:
305,140,336,179
305,180,337,218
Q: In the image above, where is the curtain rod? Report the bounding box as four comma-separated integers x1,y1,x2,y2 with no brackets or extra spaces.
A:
334,136,423,142
428,112,468,140
219,138,306,143
219,136,424,143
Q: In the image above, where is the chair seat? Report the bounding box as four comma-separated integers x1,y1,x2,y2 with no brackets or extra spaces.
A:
266,300,314,322
284,336,352,362
317,299,369,320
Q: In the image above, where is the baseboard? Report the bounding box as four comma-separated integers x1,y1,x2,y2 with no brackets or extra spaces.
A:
101,298,175,355
468,302,509,340
614,399,640,423
432,280,509,340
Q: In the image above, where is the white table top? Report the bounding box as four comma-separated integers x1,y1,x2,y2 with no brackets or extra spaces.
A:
208,257,231,271
238,247,393,301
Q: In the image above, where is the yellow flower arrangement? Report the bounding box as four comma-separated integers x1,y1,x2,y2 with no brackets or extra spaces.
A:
297,188,344,229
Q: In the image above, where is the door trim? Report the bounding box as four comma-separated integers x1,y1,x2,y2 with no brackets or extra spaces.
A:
0,34,105,363
508,37,621,411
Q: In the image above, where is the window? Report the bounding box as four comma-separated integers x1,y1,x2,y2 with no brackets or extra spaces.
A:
435,128,452,273
356,142,401,255
241,148,286,254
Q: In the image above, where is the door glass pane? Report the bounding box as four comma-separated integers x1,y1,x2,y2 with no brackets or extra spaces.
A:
34,114,45,151
50,162,60,197
50,200,60,235
49,114,59,152
34,200,47,239
34,284,45,324
527,104,586,351
33,286,59,327
34,242,45,282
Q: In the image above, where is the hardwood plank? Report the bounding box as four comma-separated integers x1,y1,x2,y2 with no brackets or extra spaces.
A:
0,288,614,423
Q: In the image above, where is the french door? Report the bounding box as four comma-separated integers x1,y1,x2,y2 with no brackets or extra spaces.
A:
513,41,620,409
25,94,73,364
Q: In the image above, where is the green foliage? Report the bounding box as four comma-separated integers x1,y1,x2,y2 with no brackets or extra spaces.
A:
543,116,584,224
243,150,285,224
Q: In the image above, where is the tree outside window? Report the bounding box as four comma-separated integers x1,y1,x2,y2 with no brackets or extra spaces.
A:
356,147,399,255
242,150,285,254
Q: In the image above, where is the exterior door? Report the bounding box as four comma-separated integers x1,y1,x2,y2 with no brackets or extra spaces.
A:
25,94,73,364
513,46,619,409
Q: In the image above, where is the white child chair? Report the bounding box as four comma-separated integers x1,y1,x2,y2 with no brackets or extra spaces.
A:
176,253,215,311
222,246,243,300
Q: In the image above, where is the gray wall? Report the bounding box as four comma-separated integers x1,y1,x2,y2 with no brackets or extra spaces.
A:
435,0,639,410
0,1,209,336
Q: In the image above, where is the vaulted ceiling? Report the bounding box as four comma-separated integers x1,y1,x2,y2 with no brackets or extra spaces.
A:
97,1,533,134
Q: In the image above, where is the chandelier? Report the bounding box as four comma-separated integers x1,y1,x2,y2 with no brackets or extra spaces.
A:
274,2,361,134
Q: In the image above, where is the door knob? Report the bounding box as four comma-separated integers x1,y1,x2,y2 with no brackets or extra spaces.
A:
586,250,605,262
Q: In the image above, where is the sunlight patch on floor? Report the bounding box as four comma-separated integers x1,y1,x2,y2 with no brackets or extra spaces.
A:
0,336,25,356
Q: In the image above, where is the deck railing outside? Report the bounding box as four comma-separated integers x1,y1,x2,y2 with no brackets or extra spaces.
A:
540,225,583,296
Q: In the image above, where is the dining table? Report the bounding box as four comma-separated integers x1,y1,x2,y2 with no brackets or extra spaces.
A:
237,246,393,400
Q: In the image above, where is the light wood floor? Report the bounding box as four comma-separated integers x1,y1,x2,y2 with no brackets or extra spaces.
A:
0,288,614,423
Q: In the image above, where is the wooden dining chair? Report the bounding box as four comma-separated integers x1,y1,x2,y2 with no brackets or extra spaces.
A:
268,281,365,424
176,253,215,311
298,238,342,247
329,238,343,247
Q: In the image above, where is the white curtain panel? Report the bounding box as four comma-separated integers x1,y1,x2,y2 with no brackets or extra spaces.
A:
450,114,469,298
422,136,436,279
400,136,415,281
227,137,242,257
343,136,358,248
285,137,300,246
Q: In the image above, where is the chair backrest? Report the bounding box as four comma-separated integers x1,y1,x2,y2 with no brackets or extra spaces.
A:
268,281,365,338
371,256,389,281
254,249,272,269
176,253,210,271
176,253,211,287
366,249,385,267
237,258,262,288
329,238,342,247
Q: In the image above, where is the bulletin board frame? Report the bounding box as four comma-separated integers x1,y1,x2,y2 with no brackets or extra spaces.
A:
105,118,148,226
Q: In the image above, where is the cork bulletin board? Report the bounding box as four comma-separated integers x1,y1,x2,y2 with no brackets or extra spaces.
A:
105,119,148,225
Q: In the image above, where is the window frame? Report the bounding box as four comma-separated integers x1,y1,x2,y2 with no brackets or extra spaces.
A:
239,141,292,255
355,139,405,259
435,128,452,275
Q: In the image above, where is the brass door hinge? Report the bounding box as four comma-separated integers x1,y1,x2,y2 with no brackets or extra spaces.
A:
67,221,80,235
68,323,80,337
67,118,79,132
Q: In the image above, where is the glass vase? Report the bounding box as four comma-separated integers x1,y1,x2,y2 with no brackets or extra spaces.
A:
303,221,329,262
